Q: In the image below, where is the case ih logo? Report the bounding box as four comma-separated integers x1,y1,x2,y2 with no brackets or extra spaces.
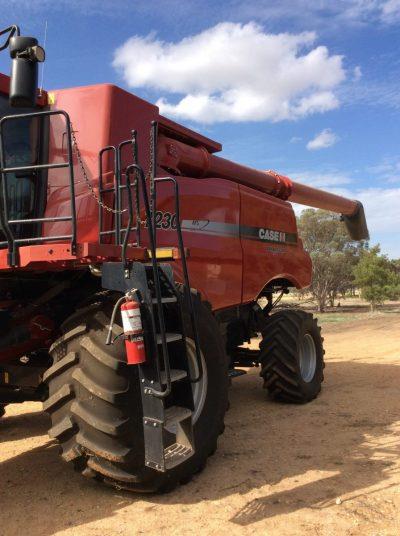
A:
182,219,297,245
258,228,286,243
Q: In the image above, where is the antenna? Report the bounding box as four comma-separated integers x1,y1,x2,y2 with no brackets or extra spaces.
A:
39,20,48,96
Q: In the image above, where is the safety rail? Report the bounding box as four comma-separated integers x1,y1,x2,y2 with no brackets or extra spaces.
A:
154,176,203,384
98,133,140,248
117,123,202,397
0,109,76,266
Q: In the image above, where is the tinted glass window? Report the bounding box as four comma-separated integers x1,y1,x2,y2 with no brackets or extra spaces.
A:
0,95,41,221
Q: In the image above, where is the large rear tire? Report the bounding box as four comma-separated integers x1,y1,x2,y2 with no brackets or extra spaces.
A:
259,309,324,403
43,296,228,492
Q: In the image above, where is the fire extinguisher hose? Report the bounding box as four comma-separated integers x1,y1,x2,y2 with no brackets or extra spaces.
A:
105,295,128,346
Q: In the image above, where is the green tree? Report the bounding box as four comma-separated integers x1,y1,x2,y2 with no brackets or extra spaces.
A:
353,246,400,311
297,209,366,312
390,258,400,275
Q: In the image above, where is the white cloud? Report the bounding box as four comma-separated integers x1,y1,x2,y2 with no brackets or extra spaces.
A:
381,0,400,21
357,187,400,235
306,129,339,150
113,22,345,124
353,66,362,80
368,157,400,183
289,171,353,189
319,0,400,25
3,0,400,27
230,1,400,28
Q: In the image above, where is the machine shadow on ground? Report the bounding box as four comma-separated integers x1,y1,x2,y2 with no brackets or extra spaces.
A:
1,359,400,535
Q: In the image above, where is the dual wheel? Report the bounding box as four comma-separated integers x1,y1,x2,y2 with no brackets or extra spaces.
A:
44,303,324,492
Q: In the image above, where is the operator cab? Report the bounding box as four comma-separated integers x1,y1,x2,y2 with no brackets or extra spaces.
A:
0,85,48,244
0,25,47,248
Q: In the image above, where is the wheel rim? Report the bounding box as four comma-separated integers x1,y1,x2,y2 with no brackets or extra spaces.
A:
165,338,208,434
186,337,208,424
299,333,317,382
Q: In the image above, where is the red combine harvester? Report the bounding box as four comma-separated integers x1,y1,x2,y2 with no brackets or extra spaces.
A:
0,25,368,492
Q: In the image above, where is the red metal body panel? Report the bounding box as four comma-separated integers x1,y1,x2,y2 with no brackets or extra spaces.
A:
239,185,311,302
148,178,243,310
0,80,318,312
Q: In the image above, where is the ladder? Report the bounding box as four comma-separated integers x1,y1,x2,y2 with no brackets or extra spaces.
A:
101,123,202,472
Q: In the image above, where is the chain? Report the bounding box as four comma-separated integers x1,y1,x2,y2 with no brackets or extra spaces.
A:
134,125,154,227
70,125,127,214
148,123,155,216
70,124,155,220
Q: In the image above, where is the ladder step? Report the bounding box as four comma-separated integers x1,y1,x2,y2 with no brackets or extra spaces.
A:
164,405,192,426
152,296,177,304
160,369,187,384
156,333,182,344
164,443,194,469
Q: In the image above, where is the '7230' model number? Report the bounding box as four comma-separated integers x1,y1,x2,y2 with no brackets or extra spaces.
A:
153,211,177,230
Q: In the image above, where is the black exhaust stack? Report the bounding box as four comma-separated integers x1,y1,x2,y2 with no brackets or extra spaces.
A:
9,36,45,107
0,25,45,108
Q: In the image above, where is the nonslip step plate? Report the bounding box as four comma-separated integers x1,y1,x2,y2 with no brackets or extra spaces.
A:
164,405,192,426
164,443,194,469
160,369,187,384
156,333,182,344
152,296,177,304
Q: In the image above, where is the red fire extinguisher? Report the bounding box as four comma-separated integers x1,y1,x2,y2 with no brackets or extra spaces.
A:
120,298,146,365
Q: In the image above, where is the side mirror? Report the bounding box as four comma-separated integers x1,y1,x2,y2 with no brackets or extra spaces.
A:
9,36,45,108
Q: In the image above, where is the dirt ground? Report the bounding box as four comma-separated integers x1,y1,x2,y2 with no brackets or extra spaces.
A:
1,310,400,536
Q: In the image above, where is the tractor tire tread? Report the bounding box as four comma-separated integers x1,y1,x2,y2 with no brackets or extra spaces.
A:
260,309,324,404
44,297,228,493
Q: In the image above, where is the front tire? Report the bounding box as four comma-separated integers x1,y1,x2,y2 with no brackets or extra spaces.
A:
259,309,325,403
43,295,228,492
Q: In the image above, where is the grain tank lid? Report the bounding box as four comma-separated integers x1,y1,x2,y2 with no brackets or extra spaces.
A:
158,113,222,154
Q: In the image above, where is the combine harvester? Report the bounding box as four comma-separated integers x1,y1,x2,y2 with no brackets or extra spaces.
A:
0,25,368,491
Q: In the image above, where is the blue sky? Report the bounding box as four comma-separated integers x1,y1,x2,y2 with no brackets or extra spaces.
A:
1,0,399,256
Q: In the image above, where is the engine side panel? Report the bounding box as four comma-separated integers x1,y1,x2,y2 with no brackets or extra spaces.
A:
146,177,243,311
239,184,312,301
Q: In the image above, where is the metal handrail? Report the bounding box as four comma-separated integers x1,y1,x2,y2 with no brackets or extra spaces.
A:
0,109,76,266
98,145,118,244
128,162,172,398
121,164,136,269
154,177,203,384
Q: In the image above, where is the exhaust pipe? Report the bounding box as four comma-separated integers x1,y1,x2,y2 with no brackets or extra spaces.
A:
0,24,45,108
9,35,45,107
